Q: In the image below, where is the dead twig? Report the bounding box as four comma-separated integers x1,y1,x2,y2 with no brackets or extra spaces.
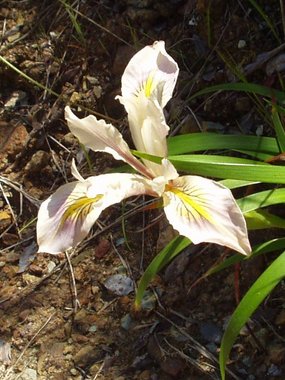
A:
65,250,80,314
3,311,56,380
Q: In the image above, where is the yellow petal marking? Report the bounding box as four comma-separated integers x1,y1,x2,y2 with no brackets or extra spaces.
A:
144,72,156,98
165,185,215,224
60,195,103,227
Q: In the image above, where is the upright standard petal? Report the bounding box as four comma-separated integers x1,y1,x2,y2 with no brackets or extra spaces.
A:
163,176,251,255
37,173,154,254
118,95,169,176
121,41,179,108
65,106,153,179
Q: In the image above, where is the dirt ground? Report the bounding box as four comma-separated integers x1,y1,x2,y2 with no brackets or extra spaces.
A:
1,1,285,379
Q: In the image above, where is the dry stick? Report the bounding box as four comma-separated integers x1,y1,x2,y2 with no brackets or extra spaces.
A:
164,339,219,380
155,310,241,380
65,251,80,314
92,361,105,380
0,176,40,207
0,182,21,239
3,312,56,380
0,201,155,309
58,0,132,47
280,0,285,41
109,234,136,291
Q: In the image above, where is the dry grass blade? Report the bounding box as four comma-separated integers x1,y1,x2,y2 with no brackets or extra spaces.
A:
155,310,240,380
3,312,56,380
0,176,39,207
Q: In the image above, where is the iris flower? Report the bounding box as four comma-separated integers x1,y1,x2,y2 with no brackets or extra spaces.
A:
37,41,251,255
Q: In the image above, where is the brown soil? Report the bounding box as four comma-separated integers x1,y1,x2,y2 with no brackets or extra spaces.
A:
1,1,285,379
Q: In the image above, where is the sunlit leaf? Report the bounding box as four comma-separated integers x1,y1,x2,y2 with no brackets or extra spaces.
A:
237,188,285,213
219,250,285,380
245,209,285,230
189,82,285,105
206,237,285,276
135,236,191,309
272,105,285,152
168,133,279,156
168,154,285,183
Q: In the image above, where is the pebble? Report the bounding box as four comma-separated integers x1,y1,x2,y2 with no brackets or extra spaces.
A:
62,132,77,147
24,151,50,174
199,321,222,344
47,261,56,273
104,274,134,296
70,368,78,376
268,343,285,364
4,90,27,108
238,39,246,49
73,345,95,367
19,368,37,380
275,309,285,326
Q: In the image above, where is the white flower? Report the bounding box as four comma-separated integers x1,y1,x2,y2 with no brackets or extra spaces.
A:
37,41,251,256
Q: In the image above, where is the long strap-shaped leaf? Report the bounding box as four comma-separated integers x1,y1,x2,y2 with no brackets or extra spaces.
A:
189,83,285,105
219,250,285,380
168,133,279,156
135,236,191,310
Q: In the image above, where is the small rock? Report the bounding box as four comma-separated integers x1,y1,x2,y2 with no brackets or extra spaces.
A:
22,273,39,284
267,363,282,377
126,8,160,26
160,357,186,377
235,97,251,113
47,261,56,273
70,368,78,376
268,343,285,364
0,340,11,364
266,53,285,75
199,322,222,344
19,368,37,380
275,309,285,326
73,345,95,367
25,151,50,174
0,211,12,232
62,132,77,147
104,274,134,296
1,124,29,159
95,239,111,259
120,313,133,331
238,40,246,49
5,251,20,264
137,369,151,380
4,91,27,108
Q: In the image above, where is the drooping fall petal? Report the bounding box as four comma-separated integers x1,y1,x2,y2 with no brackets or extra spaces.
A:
37,173,153,254
65,106,153,179
163,176,251,255
121,41,179,108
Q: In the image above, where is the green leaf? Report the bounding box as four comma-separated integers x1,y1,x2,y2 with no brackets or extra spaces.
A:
234,149,272,161
247,0,281,44
206,237,285,276
237,188,285,213
219,250,285,379
272,105,285,152
220,179,259,189
135,236,191,310
189,82,285,105
168,133,279,156
168,154,285,183
245,209,285,230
